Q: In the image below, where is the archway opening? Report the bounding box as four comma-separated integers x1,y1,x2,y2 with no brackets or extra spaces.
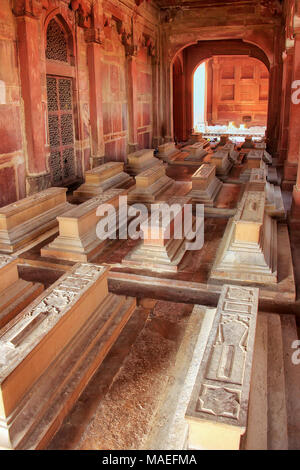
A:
195,55,269,142
193,61,207,133
172,40,271,144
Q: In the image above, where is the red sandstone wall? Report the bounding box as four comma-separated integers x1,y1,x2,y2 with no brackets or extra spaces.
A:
102,24,128,162
136,47,153,149
0,2,26,206
208,56,269,127
0,0,159,207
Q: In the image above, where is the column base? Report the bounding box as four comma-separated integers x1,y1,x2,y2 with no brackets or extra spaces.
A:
26,173,51,195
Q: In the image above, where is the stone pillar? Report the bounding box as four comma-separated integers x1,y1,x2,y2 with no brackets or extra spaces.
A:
290,155,300,222
14,11,50,194
279,46,294,166
265,26,283,158
87,39,105,168
127,52,139,153
211,57,220,124
163,58,173,142
284,32,300,188
152,55,163,148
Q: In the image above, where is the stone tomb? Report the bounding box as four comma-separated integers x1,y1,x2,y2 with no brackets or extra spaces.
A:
157,143,181,162
188,164,222,206
0,188,73,254
247,169,285,218
127,164,173,205
182,142,208,162
210,190,277,285
0,263,136,450
123,196,200,272
126,149,163,176
41,189,125,262
210,149,233,177
245,149,264,169
190,132,209,145
0,254,43,329
242,136,255,149
222,143,239,164
73,162,134,202
185,284,259,450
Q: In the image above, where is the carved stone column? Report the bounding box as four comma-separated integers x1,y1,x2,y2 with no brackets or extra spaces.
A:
151,55,162,148
13,3,50,194
211,57,220,124
126,49,139,153
279,45,294,167
86,31,105,168
163,57,173,142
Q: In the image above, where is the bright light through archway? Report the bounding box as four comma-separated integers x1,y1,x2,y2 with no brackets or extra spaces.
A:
193,62,206,131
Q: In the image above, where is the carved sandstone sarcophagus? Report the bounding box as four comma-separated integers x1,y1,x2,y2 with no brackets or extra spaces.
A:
210,190,277,285
0,263,136,450
123,196,201,272
73,162,134,202
157,142,180,163
41,189,125,262
126,149,163,176
188,164,222,206
210,149,233,177
0,187,73,254
185,284,259,450
245,149,264,169
127,164,173,205
247,169,285,218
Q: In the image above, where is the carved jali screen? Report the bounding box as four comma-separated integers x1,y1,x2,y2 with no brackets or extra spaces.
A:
46,75,76,185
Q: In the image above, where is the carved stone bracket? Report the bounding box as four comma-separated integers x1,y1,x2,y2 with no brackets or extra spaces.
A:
12,0,48,18
259,0,283,17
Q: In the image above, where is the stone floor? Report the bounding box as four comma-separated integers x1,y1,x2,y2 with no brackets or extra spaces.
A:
12,159,300,449
47,300,194,450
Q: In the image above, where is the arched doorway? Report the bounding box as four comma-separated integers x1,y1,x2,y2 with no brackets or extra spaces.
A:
172,40,271,142
45,16,77,186
193,61,207,132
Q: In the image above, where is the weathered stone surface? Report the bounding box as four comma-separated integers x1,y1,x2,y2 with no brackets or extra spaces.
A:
127,164,173,205
185,284,259,450
222,143,239,164
247,169,285,218
73,162,134,202
0,254,43,328
246,149,264,169
123,196,200,272
210,149,232,176
210,190,278,284
41,189,125,262
188,164,222,206
0,262,136,450
183,142,208,161
126,149,163,176
157,143,179,162
0,188,73,253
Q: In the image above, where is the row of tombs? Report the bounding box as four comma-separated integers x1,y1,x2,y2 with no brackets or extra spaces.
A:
0,133,299,450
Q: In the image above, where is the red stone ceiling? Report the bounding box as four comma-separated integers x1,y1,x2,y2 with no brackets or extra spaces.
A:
154,0,284,10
